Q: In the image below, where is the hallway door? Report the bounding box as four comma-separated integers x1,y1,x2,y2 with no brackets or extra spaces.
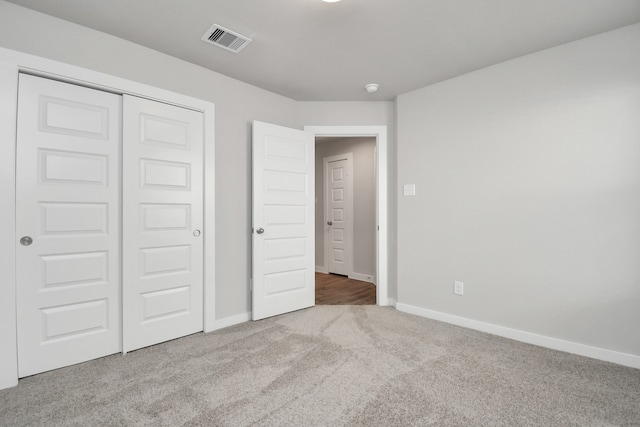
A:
325,154,353,276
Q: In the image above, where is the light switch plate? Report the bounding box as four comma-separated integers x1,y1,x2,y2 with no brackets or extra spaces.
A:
403,184,416,196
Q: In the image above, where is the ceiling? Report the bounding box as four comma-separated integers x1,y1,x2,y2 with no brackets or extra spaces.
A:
6,0,640,101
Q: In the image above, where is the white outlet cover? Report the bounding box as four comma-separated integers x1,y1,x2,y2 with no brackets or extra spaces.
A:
454,281,464,295
403,184,416,196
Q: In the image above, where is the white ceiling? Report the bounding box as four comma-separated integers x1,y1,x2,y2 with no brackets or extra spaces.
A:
6,0,640,101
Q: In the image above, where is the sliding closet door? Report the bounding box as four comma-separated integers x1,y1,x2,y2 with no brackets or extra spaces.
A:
16,74,122,377
122,95,204,353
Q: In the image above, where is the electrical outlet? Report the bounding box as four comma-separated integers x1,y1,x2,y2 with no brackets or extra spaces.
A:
454,281,464,296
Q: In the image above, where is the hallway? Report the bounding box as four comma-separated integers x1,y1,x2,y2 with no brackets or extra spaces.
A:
315,273,376,305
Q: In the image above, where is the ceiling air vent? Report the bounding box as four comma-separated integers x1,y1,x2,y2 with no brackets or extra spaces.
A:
201,24,252,53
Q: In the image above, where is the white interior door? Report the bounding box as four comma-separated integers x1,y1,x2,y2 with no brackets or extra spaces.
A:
16,74,122,377
122,95,204,352
252,121,315,320
325,154,353,276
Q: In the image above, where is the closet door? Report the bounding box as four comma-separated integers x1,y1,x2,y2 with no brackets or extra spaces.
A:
16,74,122,377
122,95,204,352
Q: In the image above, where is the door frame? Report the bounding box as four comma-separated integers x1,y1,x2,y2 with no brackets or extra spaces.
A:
0,47,216,390
323,153,354,277
305,126,389,306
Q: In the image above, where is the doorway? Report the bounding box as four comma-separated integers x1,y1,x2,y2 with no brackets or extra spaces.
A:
315,137,376,304
305,125,388,307
251,123,387,319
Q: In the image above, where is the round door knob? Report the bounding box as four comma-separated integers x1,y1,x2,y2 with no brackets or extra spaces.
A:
256,228,265,234
327,221,333,226
193,229,201,237
20,236,33,246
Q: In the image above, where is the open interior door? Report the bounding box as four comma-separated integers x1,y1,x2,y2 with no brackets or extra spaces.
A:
252,121,315,320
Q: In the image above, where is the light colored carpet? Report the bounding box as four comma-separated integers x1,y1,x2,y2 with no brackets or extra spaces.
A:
1,306,639,426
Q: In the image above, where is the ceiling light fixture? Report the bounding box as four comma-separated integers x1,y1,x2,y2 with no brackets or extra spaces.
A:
322,0,342,2
365,83,379,93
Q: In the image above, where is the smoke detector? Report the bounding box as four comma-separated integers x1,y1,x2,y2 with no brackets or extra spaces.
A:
201,24,252,53
365,83,379,93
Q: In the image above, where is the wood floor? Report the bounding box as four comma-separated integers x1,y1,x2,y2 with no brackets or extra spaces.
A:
315,272,376,305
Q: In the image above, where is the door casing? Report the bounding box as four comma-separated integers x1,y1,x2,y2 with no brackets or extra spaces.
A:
305,126,389,306
0,47,215,390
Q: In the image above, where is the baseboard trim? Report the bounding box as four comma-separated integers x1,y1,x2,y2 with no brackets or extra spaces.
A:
349,272,375,284
396,303,640,369
377,296,391,306
210,312,251,331
315,266,328,274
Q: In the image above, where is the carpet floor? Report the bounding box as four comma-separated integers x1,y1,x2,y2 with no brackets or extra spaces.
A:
1,306,639,426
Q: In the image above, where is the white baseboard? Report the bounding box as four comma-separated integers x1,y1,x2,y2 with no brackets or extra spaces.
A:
376,295,395,307
349,272,376,284
396,303,640,369
210,312,251,331
316,266,328,274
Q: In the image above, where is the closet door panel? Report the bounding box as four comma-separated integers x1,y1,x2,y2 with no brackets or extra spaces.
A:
16,74,122,377
122,95,204,352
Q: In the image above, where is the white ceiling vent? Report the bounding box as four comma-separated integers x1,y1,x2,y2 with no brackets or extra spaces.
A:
201,24,252,53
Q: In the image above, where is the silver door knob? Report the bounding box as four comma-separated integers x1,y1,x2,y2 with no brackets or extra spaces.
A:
193,229,201,237
327,221,333,226
20,236,33,246
256,228,264,234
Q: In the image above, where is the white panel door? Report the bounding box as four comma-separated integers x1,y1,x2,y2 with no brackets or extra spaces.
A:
122,95,204,352
252,121,315,320
326,156,353,276
16,74,122,377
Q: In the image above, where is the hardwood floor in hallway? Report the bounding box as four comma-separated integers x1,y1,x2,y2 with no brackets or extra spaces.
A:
315,272,376,305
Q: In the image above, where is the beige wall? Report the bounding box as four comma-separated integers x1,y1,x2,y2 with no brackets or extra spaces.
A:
315,137,376,279
396,23,640,357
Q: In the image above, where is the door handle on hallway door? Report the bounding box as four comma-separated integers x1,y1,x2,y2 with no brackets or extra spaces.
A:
327,221,332,226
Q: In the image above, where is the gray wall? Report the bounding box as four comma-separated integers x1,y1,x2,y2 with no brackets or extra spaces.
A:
2,0,638,362
396,24,640,356
0,1,301,320
315,137,376,279
0,2,398,318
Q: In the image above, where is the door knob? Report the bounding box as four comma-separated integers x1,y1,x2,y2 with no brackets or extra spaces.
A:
193,229,201,237
20,236,33,246
256,228,265,234
327,221,333,226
